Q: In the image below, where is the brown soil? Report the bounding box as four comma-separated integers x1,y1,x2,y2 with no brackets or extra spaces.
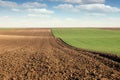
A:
0,29,120,80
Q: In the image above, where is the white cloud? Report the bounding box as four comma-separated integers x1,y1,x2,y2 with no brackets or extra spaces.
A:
11,8,20,12
27,14,51,18
53,0,120,13
0,0,18,8
54,4,74,9
55,4,120,13
54,4,78,12
0,0,53,16
28,8,54,14
22,2,47,8
0,0,47,9
76,4,120,13
51,0,105,4
64,0,82,4
82,0,105,4
85,13,106,16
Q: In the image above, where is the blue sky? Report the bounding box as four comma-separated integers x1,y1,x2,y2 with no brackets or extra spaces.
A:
0,0,120,28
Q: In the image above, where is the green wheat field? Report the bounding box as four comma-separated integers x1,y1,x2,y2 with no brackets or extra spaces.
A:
52,28,120,55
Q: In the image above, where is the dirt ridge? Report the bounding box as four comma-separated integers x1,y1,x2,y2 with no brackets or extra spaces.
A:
56,38,120,62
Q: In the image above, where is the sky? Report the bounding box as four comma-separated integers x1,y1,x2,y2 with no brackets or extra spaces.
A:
0,0,120,28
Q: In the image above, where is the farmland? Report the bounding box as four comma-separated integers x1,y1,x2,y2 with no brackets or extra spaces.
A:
52,28,120,54
0,29,120,80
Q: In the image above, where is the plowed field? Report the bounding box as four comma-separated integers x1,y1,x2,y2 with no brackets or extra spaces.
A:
0,29,120,80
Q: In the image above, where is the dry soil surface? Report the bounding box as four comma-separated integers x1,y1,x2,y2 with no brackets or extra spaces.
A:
0,29,120,80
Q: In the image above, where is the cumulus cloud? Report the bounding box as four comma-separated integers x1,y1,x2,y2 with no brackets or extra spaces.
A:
28,8,54,14
63,0,82,4
51,0,105,4
26,8,54,18
0,0,18,8
22,2,47,8
0,0,46,8
76,4,120,13
54,4,74,9
82,0,105,4
0,0,54,17
55,4,120,13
